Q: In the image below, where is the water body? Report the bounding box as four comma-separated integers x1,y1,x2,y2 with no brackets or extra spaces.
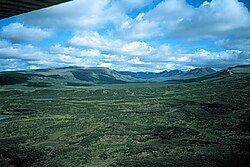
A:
120,108,131,112
32,98,55,101
0,115,11,120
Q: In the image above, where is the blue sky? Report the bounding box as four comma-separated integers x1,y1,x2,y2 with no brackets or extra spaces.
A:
0,0,249,72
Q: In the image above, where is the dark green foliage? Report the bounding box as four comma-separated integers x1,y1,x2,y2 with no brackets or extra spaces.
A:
111,157,171,167
25,82,52,87
80,133,103,146
1,105,36,115
0,146,43,167
200,102,236,115
66,82,94,86
33,69,50,72
0,139,44,167
153,126,199,141
0,73,28,85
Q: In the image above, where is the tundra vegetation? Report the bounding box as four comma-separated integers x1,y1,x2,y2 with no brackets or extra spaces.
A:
0,65,249,166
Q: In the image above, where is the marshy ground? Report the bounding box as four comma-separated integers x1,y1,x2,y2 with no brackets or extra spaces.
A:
0,73,249,166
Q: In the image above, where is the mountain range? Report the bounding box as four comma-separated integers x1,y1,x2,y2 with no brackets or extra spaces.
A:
118,67,216,81
0,65,249,87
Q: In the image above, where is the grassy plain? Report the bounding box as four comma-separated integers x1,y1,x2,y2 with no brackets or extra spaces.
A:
0,73,249,166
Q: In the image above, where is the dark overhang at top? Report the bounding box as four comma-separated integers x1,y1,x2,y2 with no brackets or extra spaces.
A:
0,0,72,20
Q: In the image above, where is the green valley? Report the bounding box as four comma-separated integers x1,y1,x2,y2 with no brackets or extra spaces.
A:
0,65,249,166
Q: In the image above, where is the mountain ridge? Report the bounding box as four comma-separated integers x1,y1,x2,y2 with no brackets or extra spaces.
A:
117,67,216,80
0,65,249,86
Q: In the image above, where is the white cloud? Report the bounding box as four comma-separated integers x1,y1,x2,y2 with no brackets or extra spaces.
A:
99,62,113,68
69,31,155,56
0,0,249,72
19,0,129,30
0,41,103,70
179,49,250,68
103,54,127,62
121,41,154,56
51,44,102,57
118,19,160,39
117,0,250,40
127,57,150,65
0,59,29,71
69,31,122,51
216,38,250,51
1,37,249,72
177,56,189,62
0,23,52,43
134,46,250,70
0,40,50,60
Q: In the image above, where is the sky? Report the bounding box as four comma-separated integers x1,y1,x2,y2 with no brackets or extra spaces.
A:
0,0,249,72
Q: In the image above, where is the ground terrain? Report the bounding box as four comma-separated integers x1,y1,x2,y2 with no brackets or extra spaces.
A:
0,65,249,166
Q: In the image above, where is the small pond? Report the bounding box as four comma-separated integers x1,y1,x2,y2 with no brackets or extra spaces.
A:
0,115,12,120
32,98,55,101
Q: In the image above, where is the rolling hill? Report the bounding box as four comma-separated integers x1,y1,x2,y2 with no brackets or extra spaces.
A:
0,65,249,87
117,67,216,81
0,67,135,87
164,65,250,83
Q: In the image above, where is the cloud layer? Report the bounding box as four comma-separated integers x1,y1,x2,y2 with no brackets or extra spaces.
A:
0,0,249,71
0,23,52,43
117,0,250,40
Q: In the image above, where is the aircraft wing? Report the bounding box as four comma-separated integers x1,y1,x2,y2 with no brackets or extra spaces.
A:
0,0,71,20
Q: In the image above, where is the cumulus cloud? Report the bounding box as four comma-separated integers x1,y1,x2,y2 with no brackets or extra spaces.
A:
127,57,151,65
121,42,154,56
99,62,113,68
69,31,122,51
0,40,50,60
17,0,250,42
117,0,250,39
132,46,250,70
0,59,30,71
0,40,103,70
0,23,52,43
51,44,102,57
0,38,249,71
0,0,249,72
19,0,129,30
69,31,154,56
177,49,250,69
216,38,250,51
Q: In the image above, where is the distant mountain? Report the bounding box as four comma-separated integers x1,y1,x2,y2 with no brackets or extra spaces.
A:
0,67,136,86
70,67,131,84
184,67,215,77
117,67,215,81
0,65,248,87
159,70,184,78
164,65,250,84
117,71,158,79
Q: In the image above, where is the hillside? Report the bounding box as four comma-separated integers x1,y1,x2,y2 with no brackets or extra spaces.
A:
0,65,249,87
117,67,216,81
0,67,136,87
164,65,250,84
